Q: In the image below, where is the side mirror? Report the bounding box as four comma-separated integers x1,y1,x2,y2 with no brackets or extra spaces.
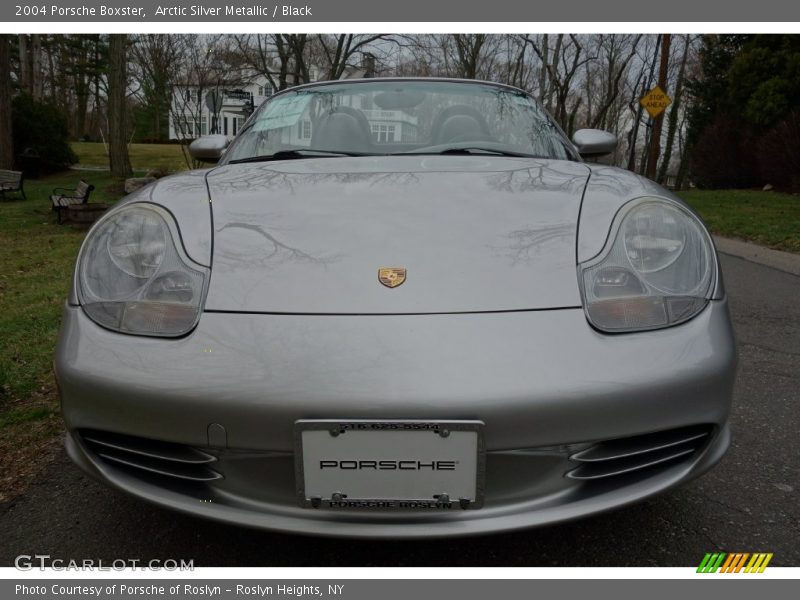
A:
189,135,229,163
572,129,617,158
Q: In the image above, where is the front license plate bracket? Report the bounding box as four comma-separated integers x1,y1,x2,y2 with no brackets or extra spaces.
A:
294,420,485,510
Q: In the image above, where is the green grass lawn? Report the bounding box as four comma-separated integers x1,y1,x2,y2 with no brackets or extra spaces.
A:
0,172,125,403
0,171,126,498
679,189,800,253
71,141,190,173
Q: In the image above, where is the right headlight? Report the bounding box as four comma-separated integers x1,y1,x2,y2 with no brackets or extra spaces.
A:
78,203,209,337
579,198,716,332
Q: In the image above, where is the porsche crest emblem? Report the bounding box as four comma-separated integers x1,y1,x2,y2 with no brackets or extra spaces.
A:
378,267,407,288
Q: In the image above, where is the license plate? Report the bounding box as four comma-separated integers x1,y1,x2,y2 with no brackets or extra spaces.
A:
295,420,485,510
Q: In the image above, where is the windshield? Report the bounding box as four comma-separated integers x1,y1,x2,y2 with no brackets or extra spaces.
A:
222,80,578,163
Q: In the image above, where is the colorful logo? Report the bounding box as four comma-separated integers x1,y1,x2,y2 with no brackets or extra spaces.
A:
378,267,407,289
697,552,773,573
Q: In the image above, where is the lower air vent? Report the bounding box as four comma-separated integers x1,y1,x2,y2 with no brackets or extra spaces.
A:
566,425,713,480
81,430,222,482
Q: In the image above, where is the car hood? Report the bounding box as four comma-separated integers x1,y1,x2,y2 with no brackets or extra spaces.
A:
204,156,590,314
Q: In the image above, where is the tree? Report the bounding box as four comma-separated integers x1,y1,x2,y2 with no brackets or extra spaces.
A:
625,35,661,172
685,34,800,187
757,110,800,192
167,35,245,167
17,35,43,100
450,34,495,79
11,94,77,173
658,35,693,184
313,34,391,80
234,34,310,90
645,34,671,180
61,35,107,138
107,34,132,178
727,35,800,128
31,35,109,139
131,34,182,141
586,35,643,131
685,38,758,189
0,36,13,169
524,34,596,134
18,35,29,95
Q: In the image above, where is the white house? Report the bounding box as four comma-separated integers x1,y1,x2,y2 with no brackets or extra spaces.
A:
168,66,418,145
168,72,280,140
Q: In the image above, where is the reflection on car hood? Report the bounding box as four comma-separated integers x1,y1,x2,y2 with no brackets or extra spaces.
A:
204,155,590,314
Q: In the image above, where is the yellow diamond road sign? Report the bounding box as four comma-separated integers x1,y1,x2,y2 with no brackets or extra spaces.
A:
640,86,672,118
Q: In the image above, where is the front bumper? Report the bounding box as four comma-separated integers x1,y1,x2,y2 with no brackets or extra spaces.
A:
56,300,736,538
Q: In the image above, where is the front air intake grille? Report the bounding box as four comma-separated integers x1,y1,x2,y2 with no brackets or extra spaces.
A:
566,425,713,480
81,430,222,482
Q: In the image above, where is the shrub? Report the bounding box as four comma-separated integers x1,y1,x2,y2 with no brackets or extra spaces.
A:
691,115,760,189
757,110,800,193
11,94,77,175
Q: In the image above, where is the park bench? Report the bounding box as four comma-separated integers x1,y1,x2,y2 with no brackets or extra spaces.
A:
0,169,25,199
51,180,95,223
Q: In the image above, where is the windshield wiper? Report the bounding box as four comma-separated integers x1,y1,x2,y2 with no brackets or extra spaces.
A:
401,147,544,159
228,149,373,164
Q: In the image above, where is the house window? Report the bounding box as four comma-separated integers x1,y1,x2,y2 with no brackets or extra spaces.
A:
223,116,228,136
297,119,312,140
200,116,207,136
175,116,193,137
371,124,396,143
258,86,264,96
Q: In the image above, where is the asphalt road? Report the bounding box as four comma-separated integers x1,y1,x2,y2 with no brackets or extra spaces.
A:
1,253,798,567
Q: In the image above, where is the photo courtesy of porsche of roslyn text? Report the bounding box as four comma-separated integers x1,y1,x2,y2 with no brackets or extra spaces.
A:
0,32,798,568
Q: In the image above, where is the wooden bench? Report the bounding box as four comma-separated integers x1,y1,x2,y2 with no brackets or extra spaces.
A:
0,169,25,200
51,180,95,223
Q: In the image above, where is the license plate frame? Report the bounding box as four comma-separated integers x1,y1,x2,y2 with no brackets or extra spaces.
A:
294,420,485,510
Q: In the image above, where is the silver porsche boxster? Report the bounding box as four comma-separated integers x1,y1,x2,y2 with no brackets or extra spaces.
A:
56,78,736,538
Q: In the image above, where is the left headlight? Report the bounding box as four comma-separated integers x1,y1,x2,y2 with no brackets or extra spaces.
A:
579,197,716,332
78,204,209,337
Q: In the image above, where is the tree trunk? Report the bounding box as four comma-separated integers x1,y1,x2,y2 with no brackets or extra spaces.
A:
538,35,548,101
646,34,671,181
547,35,563,113
108,35,132,178
0,36,14,169
630,35,661,172
657,34,690,185
31,34,43,100
92,37,102,136
46,36,57,100
18,35,30,95
75,38,90,138
290,34,309,84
